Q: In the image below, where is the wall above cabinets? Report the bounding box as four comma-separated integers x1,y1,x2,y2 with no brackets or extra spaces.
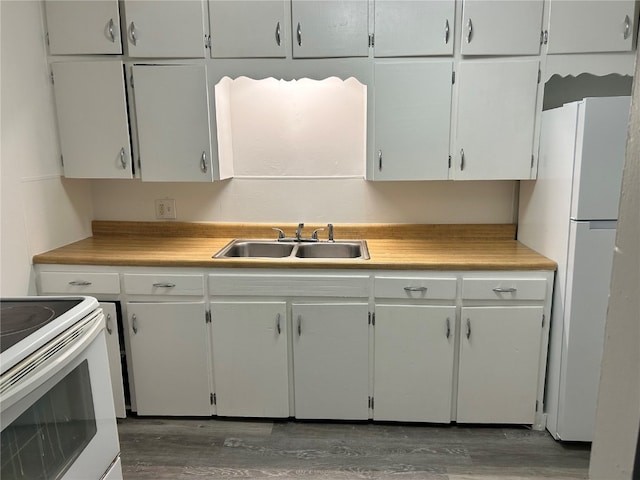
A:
44,0,637,183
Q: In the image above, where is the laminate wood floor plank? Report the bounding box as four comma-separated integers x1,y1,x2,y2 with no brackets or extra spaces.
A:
118,418,591,480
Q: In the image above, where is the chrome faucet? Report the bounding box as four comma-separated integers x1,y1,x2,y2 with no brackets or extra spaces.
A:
295,223,305,241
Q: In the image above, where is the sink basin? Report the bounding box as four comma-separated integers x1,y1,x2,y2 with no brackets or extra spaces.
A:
213,239,369,260
295,242,368,259
214,241,294,258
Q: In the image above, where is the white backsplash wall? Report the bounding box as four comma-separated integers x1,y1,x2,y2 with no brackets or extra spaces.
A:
91,178,518,224
1,1,93,296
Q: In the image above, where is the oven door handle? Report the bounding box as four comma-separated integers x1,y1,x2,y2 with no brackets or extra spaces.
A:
0,311,104,411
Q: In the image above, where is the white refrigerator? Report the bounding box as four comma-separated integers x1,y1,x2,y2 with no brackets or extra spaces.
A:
518,96,630,442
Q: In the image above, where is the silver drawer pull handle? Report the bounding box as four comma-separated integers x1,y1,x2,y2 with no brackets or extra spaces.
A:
460,148,465,171
130,21,137,45
493,287,517,293
132,314,138,334
444,19,450,44
152,282,175,288
120,147,127,169
296,22,302,46
106,313,113,335
276,313,281,335
378,150,383,171
108,18,116,42
275,21,281,46
466,18,473,43
446,317,451,339
404,286,427,292
466,318,471,339
624,14,631,39
201,151,208,172
297,315,302,336
69,280,92,286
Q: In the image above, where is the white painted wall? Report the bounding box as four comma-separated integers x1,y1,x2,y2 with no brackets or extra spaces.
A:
0,0,93,296
589,49,640,480
90,178,518,224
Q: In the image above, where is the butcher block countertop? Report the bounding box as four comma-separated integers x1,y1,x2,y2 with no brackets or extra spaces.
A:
32,221,556,271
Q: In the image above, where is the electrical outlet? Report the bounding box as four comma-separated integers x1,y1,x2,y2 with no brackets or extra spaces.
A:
155,199,176,219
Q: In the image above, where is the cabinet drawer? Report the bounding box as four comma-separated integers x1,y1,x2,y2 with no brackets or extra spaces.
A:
462,278,546,301
123,274,204,296
39,271,120,294
374,277,457,300
209,274,369,297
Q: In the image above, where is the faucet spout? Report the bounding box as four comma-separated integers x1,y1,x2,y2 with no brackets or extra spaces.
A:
296,223,305,241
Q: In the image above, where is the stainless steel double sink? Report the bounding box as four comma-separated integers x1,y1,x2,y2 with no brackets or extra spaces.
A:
213,239,369,260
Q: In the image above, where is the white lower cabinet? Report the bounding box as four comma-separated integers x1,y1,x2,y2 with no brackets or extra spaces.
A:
292,302,370,420
126,301,211,416
210,301,289,417
373,305,456,423
100,302,127,418
457,306,544,424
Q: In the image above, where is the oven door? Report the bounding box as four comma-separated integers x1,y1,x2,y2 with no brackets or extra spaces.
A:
0,310,121,480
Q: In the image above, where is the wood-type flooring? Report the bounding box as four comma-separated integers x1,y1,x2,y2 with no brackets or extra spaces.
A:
118,417,590,479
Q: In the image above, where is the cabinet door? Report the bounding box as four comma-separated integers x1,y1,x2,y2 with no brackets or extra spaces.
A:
209,0,286,58
454,59,539,180
100,302,126,418
210,302,289,417
127,302,211,416
45,0,122,54
460,0,544,55
123,0,206,58
374,61,452,180
51,61,133,179
547,1,636,54
291,0,369,58
374,0,455,57
457,306,543,424
292,303,369,420
374,305,455,422
132,65,214,182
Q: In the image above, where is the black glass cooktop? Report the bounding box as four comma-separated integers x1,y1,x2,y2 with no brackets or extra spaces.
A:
0,299,83,353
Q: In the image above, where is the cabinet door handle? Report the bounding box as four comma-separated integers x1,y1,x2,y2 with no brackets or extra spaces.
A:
276,313,281,335
444,19,450,44
132,314,138,334
152,282,175,288
120,147,127,169
296,22,302,46
297,314,302,336
624,14,632,39
129,21,137,45
460,148,465,171
68,280,92,286
404,286,427,292
378,150,383,171
466,18,473,43
106,313,113,335
445,317,451,339
201,151,208,172
466,318,471,339
108,18,116,43
275,21,281,46
493,287,517,293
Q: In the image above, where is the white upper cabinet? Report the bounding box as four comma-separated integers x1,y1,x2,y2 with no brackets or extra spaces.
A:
460,0,544,56
51,61,133,179
122,0,207,58
374,0,455,57
374,61,452,180
291,0,369,58
453,59,540,180
45,0,122,54
132,65,214,182
546,0,637,54
209,0,287,58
